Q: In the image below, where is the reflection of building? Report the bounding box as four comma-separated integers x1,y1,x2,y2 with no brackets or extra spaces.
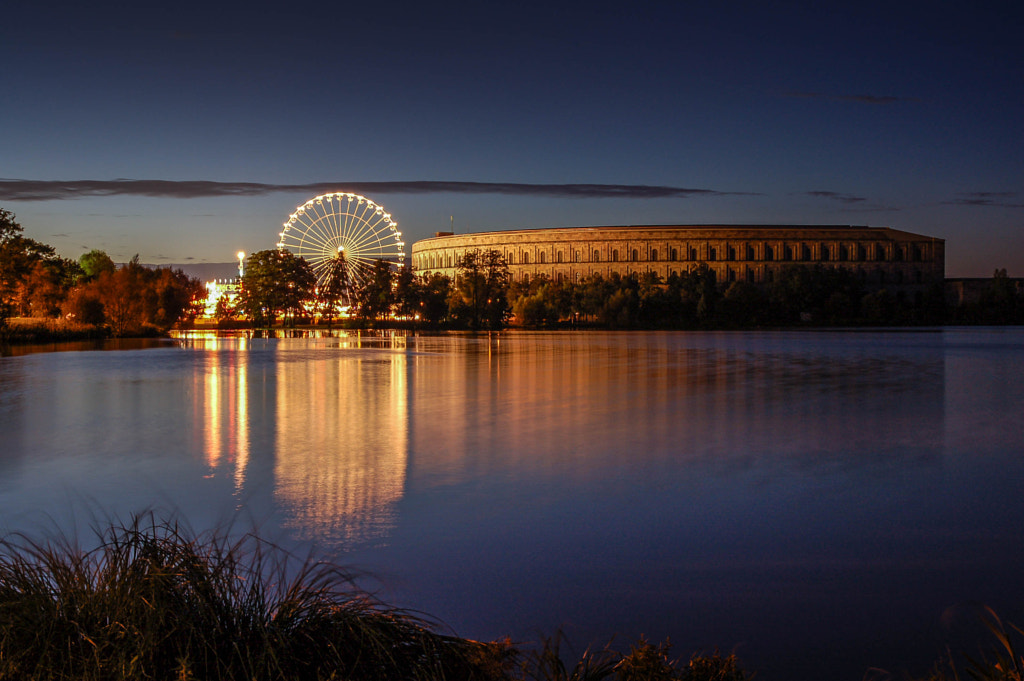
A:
412,225,944,293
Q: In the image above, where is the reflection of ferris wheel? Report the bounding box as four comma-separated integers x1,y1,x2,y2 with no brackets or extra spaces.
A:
276,192,405,288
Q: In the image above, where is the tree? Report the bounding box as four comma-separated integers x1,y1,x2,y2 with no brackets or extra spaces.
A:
78,249,116,280
237,249,315,327
1,208,63,327
418,272,451,327
316,254,351,327
451,249,511,330
355,259,395,324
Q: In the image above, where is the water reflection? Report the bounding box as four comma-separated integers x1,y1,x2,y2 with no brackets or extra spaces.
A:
404,332,946,489
272,340,409,547
186,336,251,493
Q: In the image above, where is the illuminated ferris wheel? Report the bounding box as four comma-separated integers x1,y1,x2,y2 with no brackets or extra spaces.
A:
276,192,405,288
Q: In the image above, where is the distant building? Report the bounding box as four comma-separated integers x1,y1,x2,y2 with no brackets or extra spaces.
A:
411,225,944,294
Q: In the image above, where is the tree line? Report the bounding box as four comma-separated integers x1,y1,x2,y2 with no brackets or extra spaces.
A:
1,208,205,337
230,246,1023,330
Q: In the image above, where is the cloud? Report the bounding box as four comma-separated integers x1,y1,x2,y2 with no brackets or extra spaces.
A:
0,179,757,202
783,91,910,105
806,190,867,204
942,192,1024,208
806,190,900,213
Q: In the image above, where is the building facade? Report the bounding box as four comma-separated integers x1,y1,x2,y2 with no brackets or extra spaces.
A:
411,225,945,292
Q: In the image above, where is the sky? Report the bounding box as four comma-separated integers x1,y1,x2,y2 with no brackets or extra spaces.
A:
1,0,1021,277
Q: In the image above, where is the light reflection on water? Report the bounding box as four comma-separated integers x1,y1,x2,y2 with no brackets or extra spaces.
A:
2,328,1023,681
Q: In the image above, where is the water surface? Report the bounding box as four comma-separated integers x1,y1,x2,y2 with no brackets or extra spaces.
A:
2,329,1023,680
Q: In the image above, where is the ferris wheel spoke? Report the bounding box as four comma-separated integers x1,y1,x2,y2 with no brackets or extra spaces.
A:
325,195,344,245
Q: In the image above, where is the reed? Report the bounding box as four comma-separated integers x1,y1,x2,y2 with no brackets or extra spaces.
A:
0,513,501,681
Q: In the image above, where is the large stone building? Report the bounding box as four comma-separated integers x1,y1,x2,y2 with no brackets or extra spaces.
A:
411,225,945,293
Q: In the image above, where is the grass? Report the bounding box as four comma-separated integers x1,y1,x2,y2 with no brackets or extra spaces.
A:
5,514,1023,681
0,317,106,344
0,514,504,681
0,514,755,681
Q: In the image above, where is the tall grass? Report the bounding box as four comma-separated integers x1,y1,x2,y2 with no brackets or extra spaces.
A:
0,514,502,681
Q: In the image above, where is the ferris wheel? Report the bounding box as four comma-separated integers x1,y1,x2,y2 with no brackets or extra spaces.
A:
276,192,405,288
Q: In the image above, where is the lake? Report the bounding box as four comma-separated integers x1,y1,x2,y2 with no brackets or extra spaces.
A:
2,328,1023,680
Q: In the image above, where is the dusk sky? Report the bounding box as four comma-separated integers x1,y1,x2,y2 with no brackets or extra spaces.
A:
2,0,1021,277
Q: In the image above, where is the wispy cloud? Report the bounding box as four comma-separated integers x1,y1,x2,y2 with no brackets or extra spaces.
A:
0,179,757,202
805,190,900,213
942,192,1024,208
806,190,867,204
783,91,911,105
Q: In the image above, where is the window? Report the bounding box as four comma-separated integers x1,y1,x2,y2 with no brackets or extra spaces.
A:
783,245,792,261
670,248,678,261
726,246,735,261
539,252,546,264
556,251,563,263
708,247,716,261
856,245,866,261
801,244,810,261
651,249,658,262
876,244,887,261
631,249,638,261
593,251,600,262
838,244,848,261
820,245,830,261
745,245,755,260
612,249,619,262
689,247,698,260
523,253,530,265
764,245,773,261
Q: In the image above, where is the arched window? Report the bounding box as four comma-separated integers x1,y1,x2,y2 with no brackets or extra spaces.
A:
783,245,792,261
745,245,755,260
708,247,717,261
556,251,563,263
801,244,810,261
670,248,678,261
651,249,658,261
523,252,530,265
631,249,638,261
726,246,735,261
764,245,774,261
612,249,619,262
894,246,904,262
820,245,830,261
838,244,848,261
689,247,698,260
593,251,600,263
539,252,546,264
507,253,514,265
876,244,887,261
